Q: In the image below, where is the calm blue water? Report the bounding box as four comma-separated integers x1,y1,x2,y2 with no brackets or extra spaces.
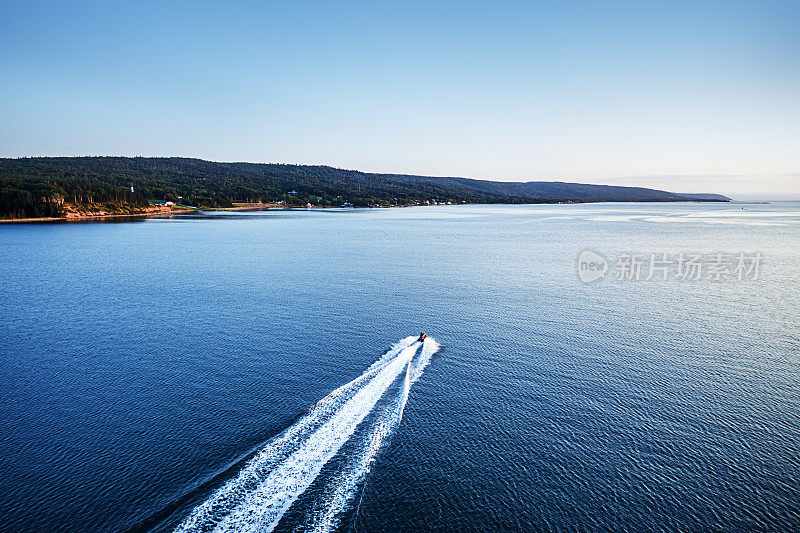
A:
1,203,799,532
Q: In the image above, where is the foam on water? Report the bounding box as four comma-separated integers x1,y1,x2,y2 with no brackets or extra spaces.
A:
174,336,437,533
304,337,440,532
411,337,441,384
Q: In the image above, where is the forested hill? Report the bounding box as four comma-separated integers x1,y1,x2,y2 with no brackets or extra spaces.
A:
0,157,729,218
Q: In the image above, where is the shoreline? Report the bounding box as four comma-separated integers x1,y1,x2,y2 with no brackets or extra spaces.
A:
203,205,285,212
0,206,195,224
0,200,739,224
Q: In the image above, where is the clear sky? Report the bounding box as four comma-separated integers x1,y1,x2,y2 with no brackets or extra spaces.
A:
1,1,798,198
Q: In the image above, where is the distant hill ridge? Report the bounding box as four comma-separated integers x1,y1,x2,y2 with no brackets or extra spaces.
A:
0,156,730,218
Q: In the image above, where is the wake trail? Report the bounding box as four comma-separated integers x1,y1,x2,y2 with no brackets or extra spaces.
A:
411,336,440,384
304,337,441,533
174,337,416,533
175,337,420,533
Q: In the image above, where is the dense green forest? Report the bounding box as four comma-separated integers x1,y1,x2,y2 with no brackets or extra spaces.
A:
0,157,728,218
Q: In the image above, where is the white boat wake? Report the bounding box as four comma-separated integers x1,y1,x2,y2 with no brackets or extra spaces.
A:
303,338,440,532
175,336,440,533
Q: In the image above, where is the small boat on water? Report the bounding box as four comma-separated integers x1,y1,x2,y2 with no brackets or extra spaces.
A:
418,332,426,342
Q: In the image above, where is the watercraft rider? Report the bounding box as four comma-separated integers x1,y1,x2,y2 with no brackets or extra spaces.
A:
418,332,426,342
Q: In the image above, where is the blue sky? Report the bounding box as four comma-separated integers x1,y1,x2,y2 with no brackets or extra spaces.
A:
1,1,798,197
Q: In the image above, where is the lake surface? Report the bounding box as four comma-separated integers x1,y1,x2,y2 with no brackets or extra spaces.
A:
1,203,799,532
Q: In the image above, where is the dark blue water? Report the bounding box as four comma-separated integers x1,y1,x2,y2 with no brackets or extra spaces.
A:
1,203,799,532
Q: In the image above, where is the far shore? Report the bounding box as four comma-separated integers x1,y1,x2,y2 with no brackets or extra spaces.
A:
0,205,195,224
0,203,452,222
1,199,745,224
204,205,284,211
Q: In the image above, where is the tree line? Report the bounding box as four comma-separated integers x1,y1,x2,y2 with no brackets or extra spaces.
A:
0,157,523,217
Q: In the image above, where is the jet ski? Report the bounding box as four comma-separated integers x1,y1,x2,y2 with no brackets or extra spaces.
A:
418,332,426,342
